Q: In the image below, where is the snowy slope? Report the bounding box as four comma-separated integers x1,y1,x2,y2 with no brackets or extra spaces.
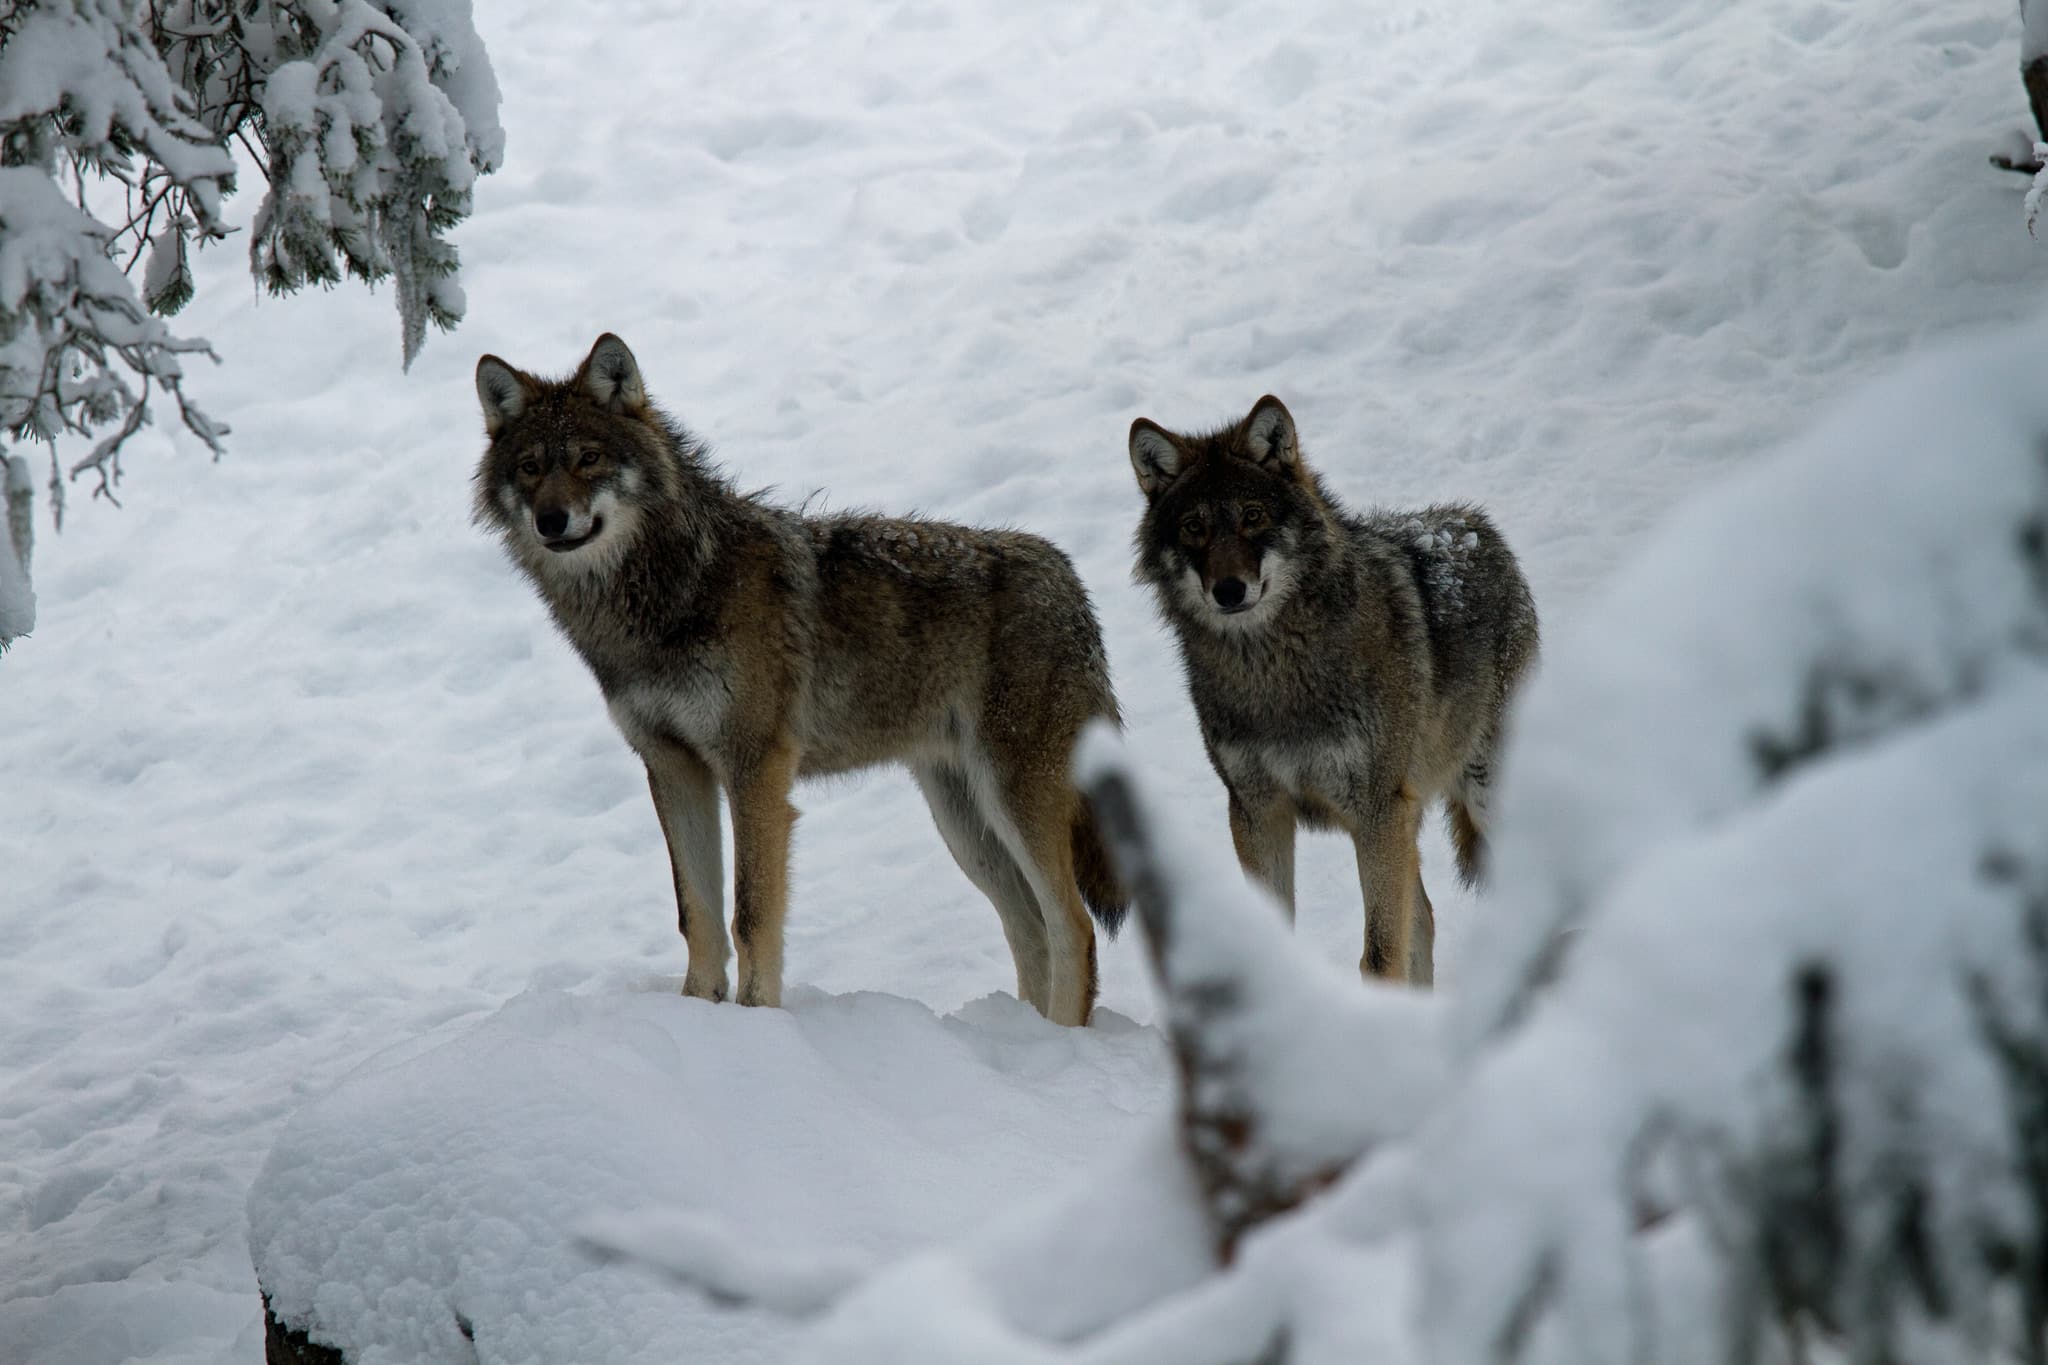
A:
4,0,2048,1360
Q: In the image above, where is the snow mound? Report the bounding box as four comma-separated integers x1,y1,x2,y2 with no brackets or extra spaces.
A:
247,988,1166,1364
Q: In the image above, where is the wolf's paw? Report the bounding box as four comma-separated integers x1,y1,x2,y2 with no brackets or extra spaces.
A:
735,975,782,1009
681,971,729,1003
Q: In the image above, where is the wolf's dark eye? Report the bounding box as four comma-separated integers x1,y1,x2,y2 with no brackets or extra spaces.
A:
578,449,601,469
518,458,541,477
1179,514,1205,542
1241,505,1266,530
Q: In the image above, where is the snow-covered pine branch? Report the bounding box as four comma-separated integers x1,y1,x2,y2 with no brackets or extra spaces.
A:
0,0,501,527
770,315,2048,1365
1079,734,1445,1266
0,0,236,515
1417,311,2048,1365
239,0,502,370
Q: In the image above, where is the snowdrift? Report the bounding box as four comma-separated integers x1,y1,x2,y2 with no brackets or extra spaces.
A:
247,989,1166,1364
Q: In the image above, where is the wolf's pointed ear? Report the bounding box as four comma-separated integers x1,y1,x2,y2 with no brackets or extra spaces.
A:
1243,396,1300,474
476,355,531,436
578,333,648,414
1130,419,1186,498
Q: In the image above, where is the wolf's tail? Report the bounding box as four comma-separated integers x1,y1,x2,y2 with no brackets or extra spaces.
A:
1071,796,1130,937
1446,799,1486,888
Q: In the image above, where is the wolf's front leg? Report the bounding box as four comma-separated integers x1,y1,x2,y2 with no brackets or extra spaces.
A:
728,739,800,1008
1354,783,1422,982
1227,786,1297,920
645,744,730,1001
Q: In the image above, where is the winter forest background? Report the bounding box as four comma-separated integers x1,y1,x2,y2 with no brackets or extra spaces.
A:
4,0,2048,1362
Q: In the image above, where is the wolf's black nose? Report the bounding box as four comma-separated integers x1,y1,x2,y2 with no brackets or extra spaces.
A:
1212,578,1247,608
535,508,569,539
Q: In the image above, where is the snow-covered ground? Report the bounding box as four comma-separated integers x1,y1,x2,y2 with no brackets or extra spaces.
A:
5,0,2048,1360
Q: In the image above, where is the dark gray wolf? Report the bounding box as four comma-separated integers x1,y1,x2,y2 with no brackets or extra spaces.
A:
1127,395,1538,984
474,335,1125,1024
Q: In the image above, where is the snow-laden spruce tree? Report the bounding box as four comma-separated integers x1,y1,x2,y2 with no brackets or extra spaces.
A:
596,316,2048,1365
0,0,502,567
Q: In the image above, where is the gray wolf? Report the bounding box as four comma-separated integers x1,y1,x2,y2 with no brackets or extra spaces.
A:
473,334,1126,1025
1127,395,1538,984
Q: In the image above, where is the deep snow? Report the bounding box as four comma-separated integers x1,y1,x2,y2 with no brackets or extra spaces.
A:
6,0,2048,1360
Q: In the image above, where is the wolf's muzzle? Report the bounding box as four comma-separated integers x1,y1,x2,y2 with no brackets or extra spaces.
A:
541,515,604,553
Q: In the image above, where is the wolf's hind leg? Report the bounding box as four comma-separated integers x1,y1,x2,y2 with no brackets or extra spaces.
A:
1408,868,1435,987
727,738,800,1009
998,784,1097,1028
645,743,730,1002
914,762,1051,1012
963,753,1095,1026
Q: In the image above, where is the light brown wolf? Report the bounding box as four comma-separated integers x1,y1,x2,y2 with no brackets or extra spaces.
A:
1127,395,1538,984
474,335,1126,1024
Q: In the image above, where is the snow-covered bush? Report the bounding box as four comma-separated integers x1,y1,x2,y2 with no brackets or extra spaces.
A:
0,0,501,521
605,317,2048,1364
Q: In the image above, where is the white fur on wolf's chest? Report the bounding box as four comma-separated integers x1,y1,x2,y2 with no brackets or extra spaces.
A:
606,675,731,756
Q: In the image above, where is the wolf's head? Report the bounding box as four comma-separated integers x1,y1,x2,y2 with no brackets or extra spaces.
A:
1128,395,1326,633
473,334,682,580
